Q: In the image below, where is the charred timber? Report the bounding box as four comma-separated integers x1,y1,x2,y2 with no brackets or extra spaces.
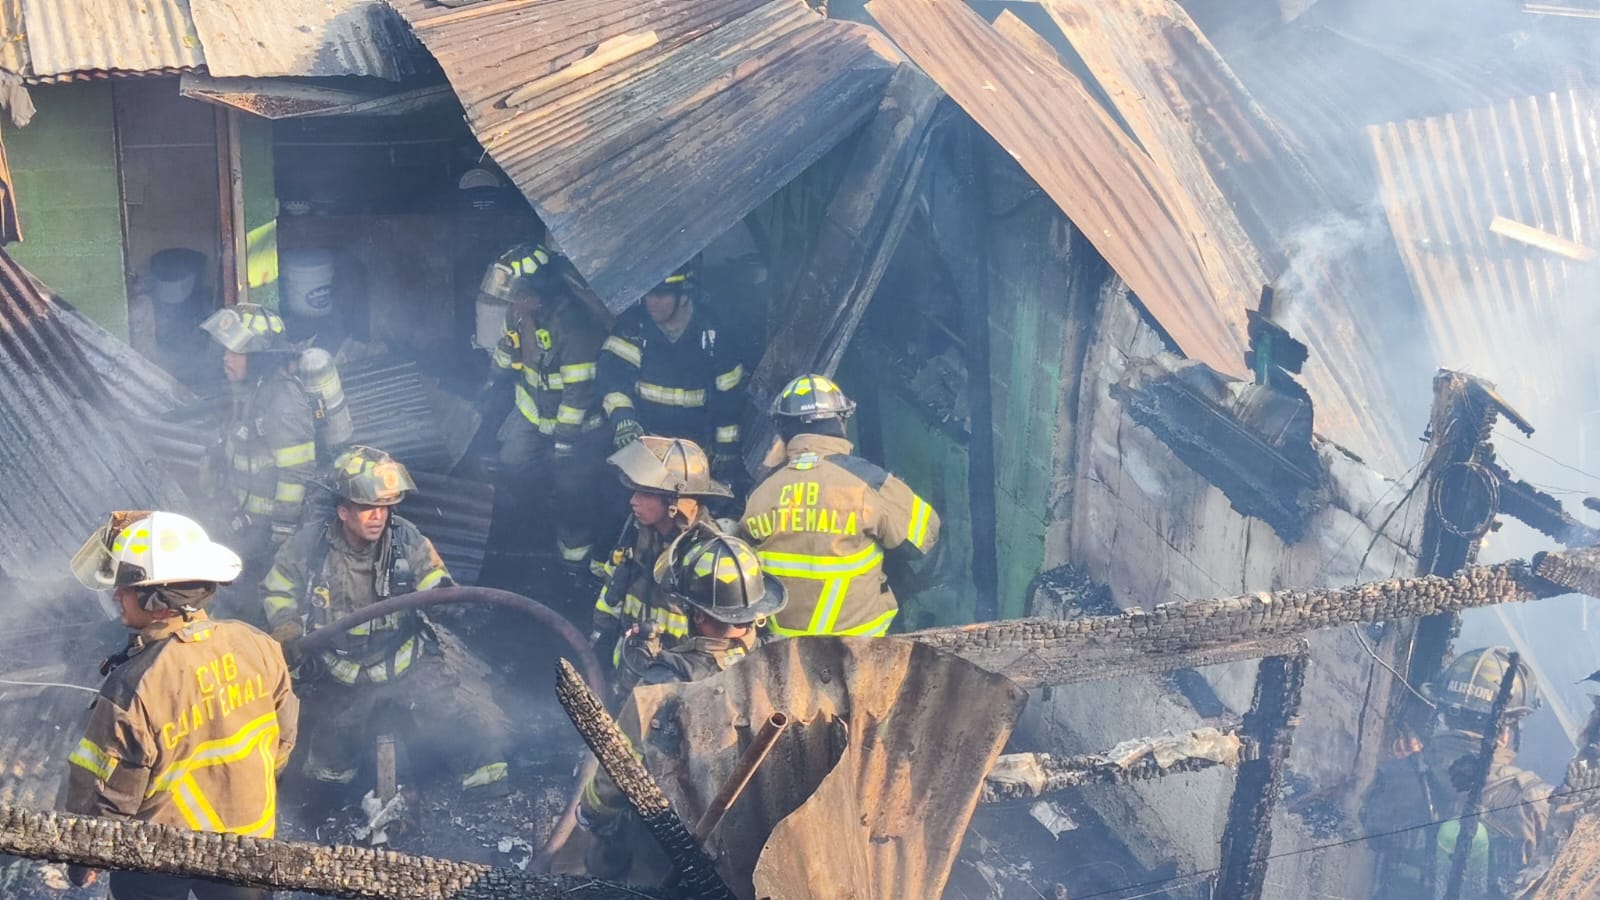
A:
1216,654,1307,899
554,659,735,900
980,723,1246,803
912,549,1600,687
0,805,662,899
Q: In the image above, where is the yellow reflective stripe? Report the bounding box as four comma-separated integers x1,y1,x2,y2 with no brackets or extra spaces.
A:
392,637,419,675
326,657,362,684
716,424,740,445
654,607,689,638
263,567,294,592
595,592,623,617
716,364,744,392
274,481,305,505
556,404,586,425
515,384,543,425
272,442,315,468
417,568,448,590
809,576,851,633
244,495,275,516
233,743,279,838
637,382,706,407
621,593,645,619
172,775,223,832
603,392,636,416
908,496,933,550
838,607,897,636
601,335,643,367
560,362,597,383
757,544,882,579
560,542,591,562
545,371,566,390
68,739,117,781
149,712,279,793
261,593,297,618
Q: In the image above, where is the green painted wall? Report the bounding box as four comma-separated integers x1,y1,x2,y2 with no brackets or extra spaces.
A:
8,82,128,337
239,113,278,308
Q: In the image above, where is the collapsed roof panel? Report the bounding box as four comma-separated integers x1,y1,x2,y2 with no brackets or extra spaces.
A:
0,0,30,78
187,0,419,81
19,0,205,81
385,0,898,311
0,250,188,584
867,0,1250,378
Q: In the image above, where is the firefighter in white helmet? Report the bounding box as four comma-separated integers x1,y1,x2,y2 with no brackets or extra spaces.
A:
63,511,298,899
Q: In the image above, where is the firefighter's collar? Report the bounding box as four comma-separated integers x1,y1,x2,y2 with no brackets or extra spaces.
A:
785,433,853,459
143,609,213,644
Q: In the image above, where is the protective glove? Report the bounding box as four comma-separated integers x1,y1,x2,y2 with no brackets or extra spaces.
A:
613,417,644,450
68,864,99,887
270,620,305,645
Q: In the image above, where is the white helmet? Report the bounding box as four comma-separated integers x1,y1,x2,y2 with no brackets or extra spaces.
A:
72,511,243,590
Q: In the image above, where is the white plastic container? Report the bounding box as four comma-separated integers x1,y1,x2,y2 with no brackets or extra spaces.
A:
280,249,336,318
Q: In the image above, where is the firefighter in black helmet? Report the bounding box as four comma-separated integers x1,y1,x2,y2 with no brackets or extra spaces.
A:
598,261,747,483
577,525,784,878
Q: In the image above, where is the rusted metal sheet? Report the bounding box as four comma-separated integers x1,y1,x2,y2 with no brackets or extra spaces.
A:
867,0,1249,378
179,75,451,119
188,0,417,80
1038,0,1412,469
19,0,204,81
619,637,1026,899
0,250,189,584
385,0,898,312
1368,89,1600,411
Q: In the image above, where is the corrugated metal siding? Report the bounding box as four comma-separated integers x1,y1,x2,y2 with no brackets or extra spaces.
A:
1367,88,1600,407
868,0,1249,378
189,0,418,81
0,0,30,77
19,0,204,80
387,0,897,311
0,249,188,583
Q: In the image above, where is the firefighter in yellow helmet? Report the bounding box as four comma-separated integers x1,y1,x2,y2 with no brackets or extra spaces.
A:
260,446,512,798
739,374,941,637
590,435,732,696
63,511,298,898
485,259,610,570
200,303,318,564
598,261,747,482
1418,647,1552,898
578,525,785,879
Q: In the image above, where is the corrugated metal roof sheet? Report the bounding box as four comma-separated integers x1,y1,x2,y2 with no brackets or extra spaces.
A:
0,0,30,77
621,637,1024,899
1367,88,1600,408
386,0,898,312
20,0,205,81
0,249,189,584
188,0,418,81
867,0,1249,378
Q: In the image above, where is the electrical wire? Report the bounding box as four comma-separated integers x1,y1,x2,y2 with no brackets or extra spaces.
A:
1496,430,1600,485
1350,627,1437,710
0,678,98,695
1063,781,1600,900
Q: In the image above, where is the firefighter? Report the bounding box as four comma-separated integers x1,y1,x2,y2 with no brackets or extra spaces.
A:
201,303,318,564
260,446,512,797
739,374,941,637
590,436,733,695
598,262,746,482
63,511,298,899
487,264,609,570
578,525,786,878
1419,647,1553,898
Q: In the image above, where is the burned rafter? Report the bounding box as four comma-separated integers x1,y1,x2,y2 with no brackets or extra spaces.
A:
1217,654,1308,899
912,546,1600,688
981,721,1247,803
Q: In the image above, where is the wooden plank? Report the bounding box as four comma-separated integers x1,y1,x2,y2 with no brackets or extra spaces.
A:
868,0,1248,376
743,63,945,472
1491,214,1599,261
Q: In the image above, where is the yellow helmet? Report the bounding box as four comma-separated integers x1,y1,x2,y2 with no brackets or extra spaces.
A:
329,446,416,506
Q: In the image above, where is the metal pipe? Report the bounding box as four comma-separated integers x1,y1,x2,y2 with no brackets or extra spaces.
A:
692,713,790,843
289,586,605,871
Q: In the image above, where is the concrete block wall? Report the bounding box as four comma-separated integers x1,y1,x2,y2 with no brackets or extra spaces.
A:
7,83,128,338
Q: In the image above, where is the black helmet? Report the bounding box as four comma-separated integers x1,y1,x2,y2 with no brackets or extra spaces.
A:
608,436,732,500
329,446,416,507
771,373,855,423
654,525,786,625
1426,646,1540,719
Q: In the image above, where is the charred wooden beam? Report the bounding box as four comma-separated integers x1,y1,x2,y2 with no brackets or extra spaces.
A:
742,64,944,476
981,723,1246,803
912,550,1596,688
0,805,660,899
553,659,733,900
1216,654,1307,899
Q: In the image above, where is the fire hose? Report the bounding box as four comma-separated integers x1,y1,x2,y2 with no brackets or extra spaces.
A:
291,586,606,872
